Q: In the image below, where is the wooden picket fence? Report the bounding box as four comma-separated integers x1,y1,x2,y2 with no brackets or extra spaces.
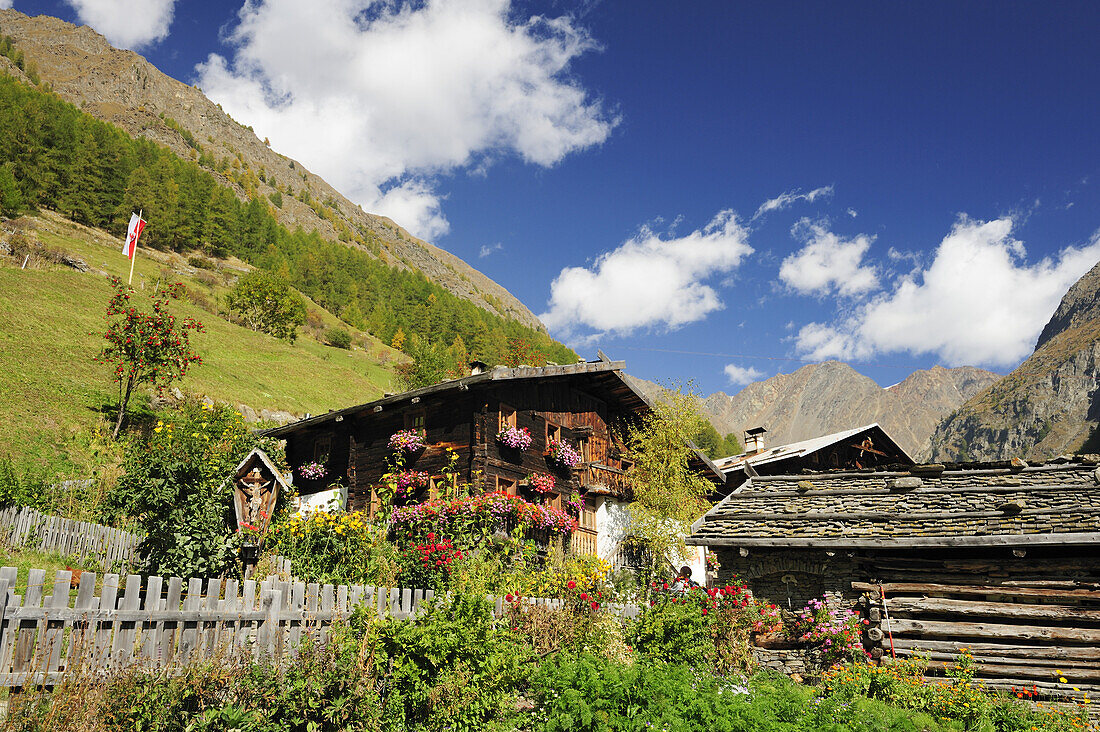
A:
0,506,140,571
0,565,640,687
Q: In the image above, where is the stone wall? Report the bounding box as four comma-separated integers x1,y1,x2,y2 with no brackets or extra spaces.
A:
715,548,859,611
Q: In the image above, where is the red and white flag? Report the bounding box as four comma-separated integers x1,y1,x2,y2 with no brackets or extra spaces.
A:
123,213,146,260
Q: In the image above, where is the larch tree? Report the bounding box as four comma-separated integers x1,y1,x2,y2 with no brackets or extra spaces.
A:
623,389,713,581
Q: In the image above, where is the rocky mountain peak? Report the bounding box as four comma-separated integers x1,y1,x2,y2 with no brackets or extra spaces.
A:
1035,259,1100,351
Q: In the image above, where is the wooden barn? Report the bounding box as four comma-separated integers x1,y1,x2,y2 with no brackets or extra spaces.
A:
712,423,913,496
264,357,725,560
688,459,1100,700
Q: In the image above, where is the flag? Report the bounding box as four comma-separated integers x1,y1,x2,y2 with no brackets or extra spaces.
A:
123,213,146,260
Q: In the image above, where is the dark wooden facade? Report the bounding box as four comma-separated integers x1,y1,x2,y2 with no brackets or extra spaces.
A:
265,360,725,552
689,460,1100,700
714,423,914,495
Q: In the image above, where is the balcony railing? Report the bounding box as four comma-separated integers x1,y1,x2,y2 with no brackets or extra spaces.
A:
580,462,628,495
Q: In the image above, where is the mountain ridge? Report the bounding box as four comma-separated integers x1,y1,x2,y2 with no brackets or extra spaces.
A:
0,8,544,331
630,362,999,460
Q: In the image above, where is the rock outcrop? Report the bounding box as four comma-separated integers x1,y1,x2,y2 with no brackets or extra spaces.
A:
929,259,1100,461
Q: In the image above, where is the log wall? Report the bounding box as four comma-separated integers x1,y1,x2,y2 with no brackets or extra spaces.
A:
717,545,1100,701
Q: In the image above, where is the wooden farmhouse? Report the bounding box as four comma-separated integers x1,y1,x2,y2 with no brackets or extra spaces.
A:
264,357,725,561
713,423,914,495
688,458,1100,699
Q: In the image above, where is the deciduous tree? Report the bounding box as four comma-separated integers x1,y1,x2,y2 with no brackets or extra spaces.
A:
624,390,712,580
95,277,204,438
223,270,306,342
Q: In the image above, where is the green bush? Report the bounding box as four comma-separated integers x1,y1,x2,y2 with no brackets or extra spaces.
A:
223,271,306,342
103,401,266,578
365,592,531,731
325,325,352,349
267,509,400,586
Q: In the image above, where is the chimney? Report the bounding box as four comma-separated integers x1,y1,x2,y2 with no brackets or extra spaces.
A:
744,426,767,455
468,360,491,376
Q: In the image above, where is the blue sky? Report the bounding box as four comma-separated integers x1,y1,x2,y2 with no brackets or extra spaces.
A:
9,0,1100,395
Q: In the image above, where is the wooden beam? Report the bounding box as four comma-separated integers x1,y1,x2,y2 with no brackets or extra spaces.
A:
898,649,1100,671
885,617,1100,643
890,638,1100,661
853,581,1100,601
879,596,1100,622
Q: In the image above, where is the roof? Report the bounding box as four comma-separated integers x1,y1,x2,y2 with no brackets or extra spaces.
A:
263,359,643,437
712,423,913,473
687,459,1100,548
226,448,293,490
262,358,725,484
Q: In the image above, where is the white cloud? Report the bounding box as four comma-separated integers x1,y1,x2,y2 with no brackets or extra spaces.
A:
724,364,765,386
779,219,879,297
795,217,1100,367
195,0,615,240
752,185,833,221
540,210,753,338
0,0,13,9
846,208,858,218
479,242,503,258
64,0,175,49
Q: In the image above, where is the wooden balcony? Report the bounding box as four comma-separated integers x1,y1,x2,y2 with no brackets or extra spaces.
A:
580,462,628,496
570,528,598,556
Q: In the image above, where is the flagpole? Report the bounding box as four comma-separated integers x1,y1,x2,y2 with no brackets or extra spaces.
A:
127,209,141,285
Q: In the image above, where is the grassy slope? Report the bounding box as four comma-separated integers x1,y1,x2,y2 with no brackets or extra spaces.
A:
0,211,404,474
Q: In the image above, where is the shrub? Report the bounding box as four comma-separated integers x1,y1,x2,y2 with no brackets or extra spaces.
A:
632,584,781,672
267,509,400,586
397,531,463,591
788,597,869,666
325,326,352,349
525,653,754,731
365,592,530,731
103,401,259,578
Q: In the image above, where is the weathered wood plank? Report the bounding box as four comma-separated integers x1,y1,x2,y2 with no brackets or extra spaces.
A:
887,617,1100,643
854,581,1100,601
880,596,1100,622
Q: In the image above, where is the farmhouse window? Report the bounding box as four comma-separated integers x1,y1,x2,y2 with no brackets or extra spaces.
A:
498,404,517,431
580,495,598,531
313,434,331,462
546,422,561,444
405,410,426,431
495,475,518,496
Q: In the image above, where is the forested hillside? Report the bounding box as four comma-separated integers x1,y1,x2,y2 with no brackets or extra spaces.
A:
0,68,574,373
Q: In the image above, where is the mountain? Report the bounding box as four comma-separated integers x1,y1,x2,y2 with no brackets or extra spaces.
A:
928,259,1100,461
629,362,999,460
0,8,542,331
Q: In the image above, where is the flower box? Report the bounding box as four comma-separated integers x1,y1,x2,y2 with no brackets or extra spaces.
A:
546,440,582,469
388,429,426,453
496,425,533,451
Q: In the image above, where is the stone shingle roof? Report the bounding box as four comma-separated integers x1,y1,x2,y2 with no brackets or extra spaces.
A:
687,459,1100,548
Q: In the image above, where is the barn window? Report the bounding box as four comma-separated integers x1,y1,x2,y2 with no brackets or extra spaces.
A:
313,434,331,462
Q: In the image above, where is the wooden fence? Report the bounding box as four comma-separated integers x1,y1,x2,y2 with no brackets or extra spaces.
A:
0,566,640,687
0,506,140,571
